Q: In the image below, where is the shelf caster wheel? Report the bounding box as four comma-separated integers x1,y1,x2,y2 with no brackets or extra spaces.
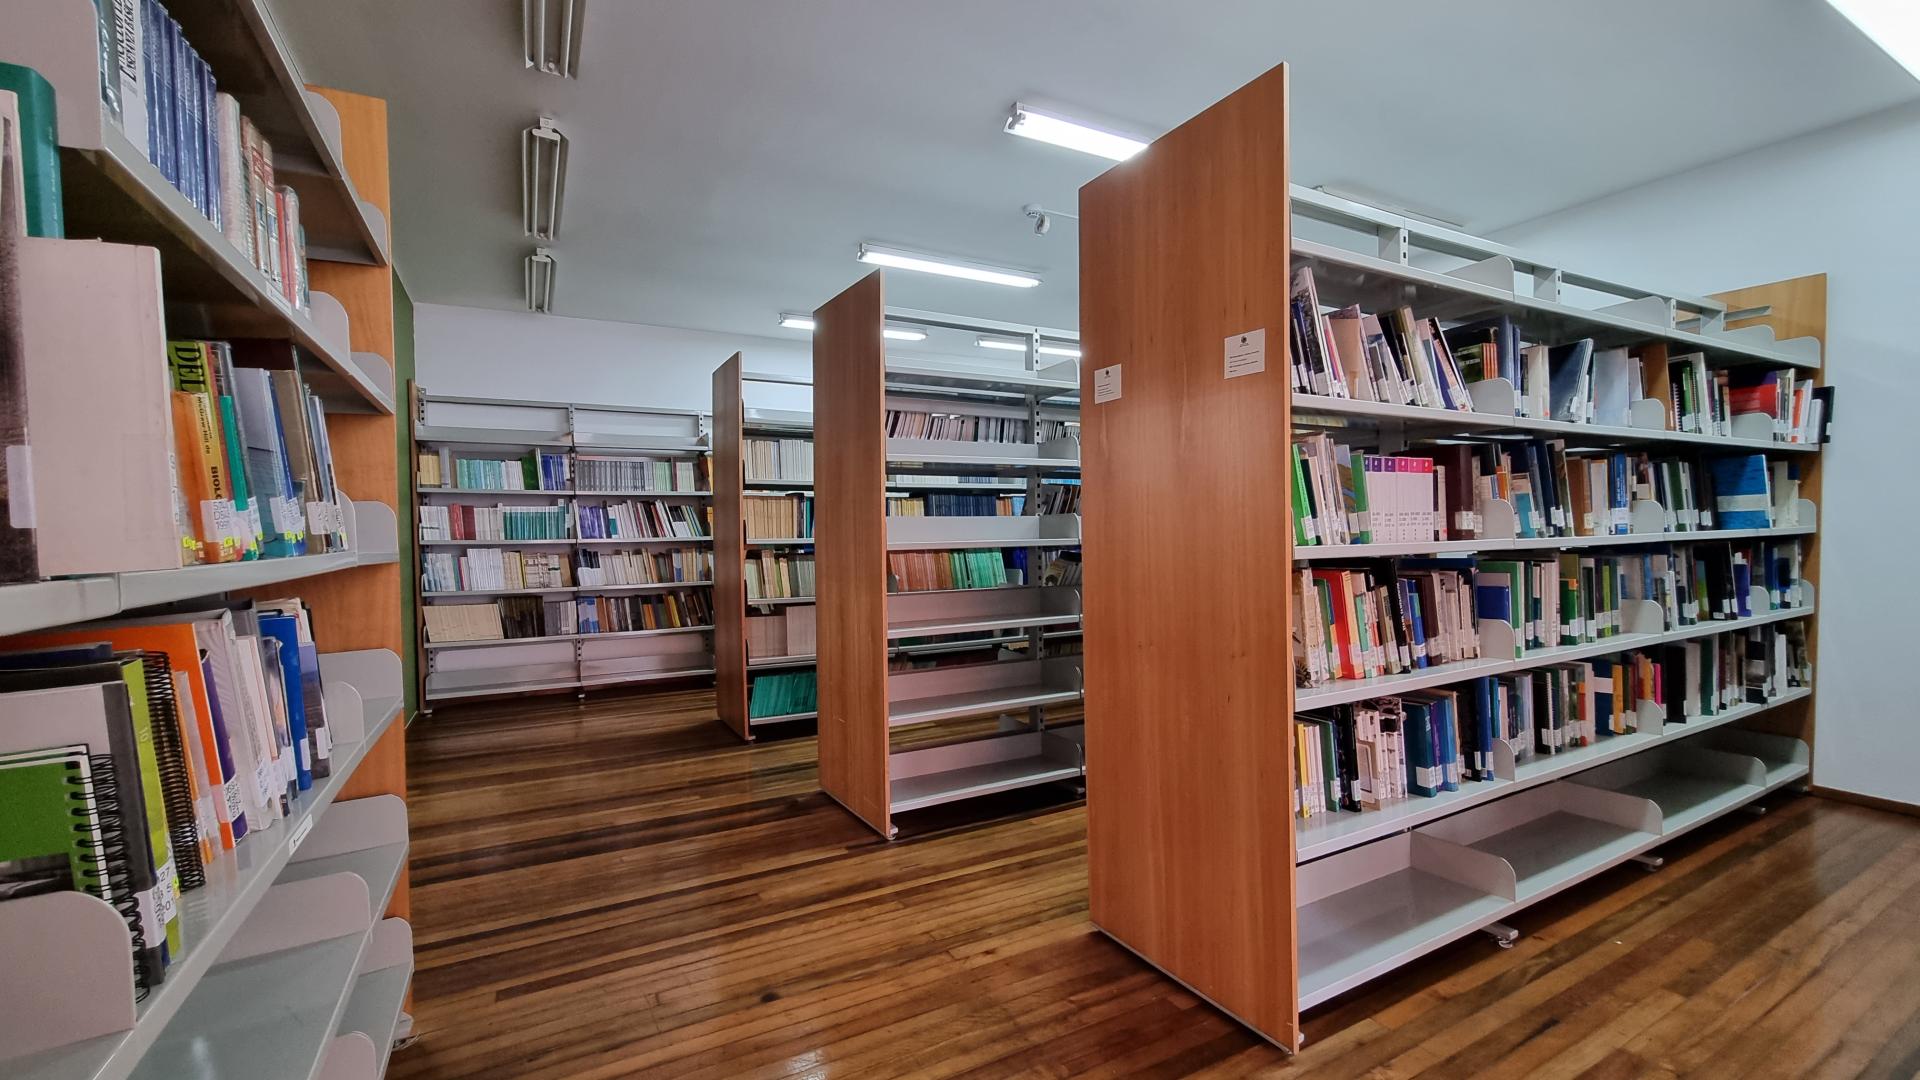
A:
1742,803,1769,817
1631,853,1665,872
1483,922,1519,949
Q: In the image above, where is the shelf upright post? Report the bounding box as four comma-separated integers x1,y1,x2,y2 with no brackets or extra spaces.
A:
1079,62,1300,1049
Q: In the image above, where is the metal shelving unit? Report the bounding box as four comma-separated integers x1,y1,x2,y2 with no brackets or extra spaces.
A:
414,394,719,705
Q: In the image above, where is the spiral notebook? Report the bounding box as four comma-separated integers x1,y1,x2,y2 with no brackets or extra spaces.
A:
0,745,153,997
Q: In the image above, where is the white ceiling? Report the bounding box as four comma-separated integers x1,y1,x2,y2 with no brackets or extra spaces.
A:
270,0,1916,342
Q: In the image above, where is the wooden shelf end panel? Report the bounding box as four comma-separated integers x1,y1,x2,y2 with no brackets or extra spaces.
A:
713,354,752,740
814,272,893,837
1079,63,1300,1048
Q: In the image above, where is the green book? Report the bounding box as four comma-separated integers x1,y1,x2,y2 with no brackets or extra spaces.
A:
1344,449,1372,545
1289,445,1315,547
0,746,108,899
0,64,64,237
113,655,184,959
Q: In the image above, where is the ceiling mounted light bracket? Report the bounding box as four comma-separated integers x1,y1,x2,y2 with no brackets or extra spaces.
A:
1004,102,1149,162
856,243,1042,289
524,0,584,78
523,117,569,240
526,247,557,313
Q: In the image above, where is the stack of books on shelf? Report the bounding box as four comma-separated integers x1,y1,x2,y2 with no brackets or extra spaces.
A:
1287,267,1832,443
887,550,1017,592
749,670,816,719
577,499,708,540
744,437,813,482
422,549,572,593
167,341,348,564
417,448,570,491
575,548,711,587
574,590,711,634
1295,561,1481,685
745,605,816,660
1290,621,1810,821
0,598,337,992
419,502,571,542
96,0,311,309
744,494,813,539
884,493,1019,517
884,409,1072,442
1292,432,1807,547
746,551,814,600
575,454,707,492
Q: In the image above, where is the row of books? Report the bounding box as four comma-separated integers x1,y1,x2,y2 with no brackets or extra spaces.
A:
0,598,333,994
419,503,571,542
884,493,1020,517
1293,623,1809,819
746,605,816,660
575,590,713,635
167,341,346,564
578,500,709,540
576,454,707,493
423,588,713,642
420,549,572,593
1294,540,1806,687
887,549,1017,593
1292,434,1804,548
1030,483,1081,516
1289,270,1831,444
884,409,1073,444
744,494,813,540
749,670,816,719
746,551,814,601
416,449,570,492
744,438,813,483
97,1,309,308
575,548,712,587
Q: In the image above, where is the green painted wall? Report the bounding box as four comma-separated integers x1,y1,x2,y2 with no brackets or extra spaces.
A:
393,276,419,717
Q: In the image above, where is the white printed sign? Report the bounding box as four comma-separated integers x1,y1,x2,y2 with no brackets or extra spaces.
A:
1225,329,1266,379
1093,365,1122,404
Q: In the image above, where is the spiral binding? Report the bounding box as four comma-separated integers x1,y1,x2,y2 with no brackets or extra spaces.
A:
139,651,206,890
69,754,152,1001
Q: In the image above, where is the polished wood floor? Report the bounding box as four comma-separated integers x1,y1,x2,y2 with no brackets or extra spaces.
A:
391,688,1920,1080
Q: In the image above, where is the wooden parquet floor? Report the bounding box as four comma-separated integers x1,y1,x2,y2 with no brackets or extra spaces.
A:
388,687,1920,1080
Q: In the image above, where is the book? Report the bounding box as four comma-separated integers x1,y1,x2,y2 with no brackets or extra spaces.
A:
0,95,34,583
0,66,64,238
1706,454,1773,529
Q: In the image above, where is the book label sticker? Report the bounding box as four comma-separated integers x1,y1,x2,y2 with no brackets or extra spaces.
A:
1093,364,1122,404
1225,329,1266,379
221,776,243,823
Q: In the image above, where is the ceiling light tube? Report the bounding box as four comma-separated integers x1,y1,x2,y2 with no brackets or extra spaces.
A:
977,336,1081,358
779,312,927,340
526,247,556,313
522,117,568,240
856,243,1041,289
524,0,584,78
1826,0,1920,80
1005,103,1149,162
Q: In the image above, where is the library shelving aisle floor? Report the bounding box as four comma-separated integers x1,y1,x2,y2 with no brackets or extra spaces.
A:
392,689,1920,1080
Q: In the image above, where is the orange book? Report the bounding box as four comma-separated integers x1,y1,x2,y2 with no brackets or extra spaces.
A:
10,622,241,850
171,391,239,564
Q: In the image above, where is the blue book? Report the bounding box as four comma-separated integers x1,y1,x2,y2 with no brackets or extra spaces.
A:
1403,701,1439,798
1707,454,1773,529
1402,580,1429,670
167,16,188,203
200,54,219,230
1611,452,1631,534
1733,557,1753,618
184,44,207,216
1592,659,1616,737
1471,677,1494,776
256,614,311,791
147,0,173,186
1547,339,1595,423
1433,698,1460,792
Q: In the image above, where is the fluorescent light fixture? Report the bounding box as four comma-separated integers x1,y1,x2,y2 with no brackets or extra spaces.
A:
524,0,584,77
526,248,556,313
522,117,568,240
977,336,1081,358
1826,0,1920,80
779,313,928,341
1005,103,1148,162
856,243,1041,289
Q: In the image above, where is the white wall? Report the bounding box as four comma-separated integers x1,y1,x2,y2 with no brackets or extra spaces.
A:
1493,101,1920,805
414,303,814,413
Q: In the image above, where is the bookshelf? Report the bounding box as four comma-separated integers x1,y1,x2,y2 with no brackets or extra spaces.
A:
413,393,717,704
812,281,1086,837
1080,64,1825,1050
0,6,410,1075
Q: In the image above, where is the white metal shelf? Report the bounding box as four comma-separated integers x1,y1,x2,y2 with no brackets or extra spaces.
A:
576,536,712,546
423,581,714,598
888,727,1085,817
424,625,712,650
1294,522,1818,562
2,658,404,1080
1296,599,1814,710
750,710,818,726
746,537,815,547
419,538,575,547
1290,390,1821,452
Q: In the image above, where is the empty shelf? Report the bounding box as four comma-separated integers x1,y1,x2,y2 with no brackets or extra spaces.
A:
1298,866,1510,1008
1467,813,1650,900
888,684,1081,726
889,753,1081,814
